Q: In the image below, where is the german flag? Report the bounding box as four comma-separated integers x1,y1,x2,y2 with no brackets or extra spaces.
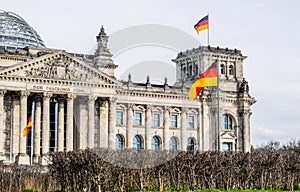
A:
23,116,32,137
194,15,208,34
189,61,218,100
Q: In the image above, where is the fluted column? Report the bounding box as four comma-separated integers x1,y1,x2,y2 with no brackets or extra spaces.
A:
66,94,74,151
33,96,41,163
127,104,134,148
18,91,30,165
0,90,6,159
42,93,51,162
163,106,170,150
145,105,152,149
108,97,116,149
88,95,96,148
57,98,65,152
181,108,187,151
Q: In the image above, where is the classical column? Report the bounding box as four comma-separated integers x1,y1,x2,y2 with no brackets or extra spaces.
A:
57,97,65,152
163,106,170,150
12,96,20,162
42,93,51,162
18,91,30,165
197,109,202,151
127,104,134,148
0,90,6,159
78,97,88,149
88,95,96,148
181,108,187,151
33,96,41,163
145,105,152,150
99,100,108,148
108,97,116,149
66,94,74,151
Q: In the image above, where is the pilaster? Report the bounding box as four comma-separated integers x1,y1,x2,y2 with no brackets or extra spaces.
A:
145,105,152,150
127,104,134,148
181,108,188,151
163,106,170,150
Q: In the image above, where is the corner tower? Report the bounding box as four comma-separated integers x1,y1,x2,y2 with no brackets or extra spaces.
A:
173,46,256,152
93,26,117,77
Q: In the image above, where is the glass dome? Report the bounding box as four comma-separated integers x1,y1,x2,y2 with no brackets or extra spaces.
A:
0,10,45,49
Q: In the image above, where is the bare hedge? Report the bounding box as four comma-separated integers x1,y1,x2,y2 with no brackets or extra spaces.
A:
0,141,299,191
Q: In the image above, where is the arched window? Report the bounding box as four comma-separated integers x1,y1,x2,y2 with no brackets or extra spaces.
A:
183,67,186,77
220,64,225,74
222,114,234,130
187,137,195,151
229,65,234,75
169,137,178,151
133,135,143,149
189,65,193,76
115,134,124,149
151,136,161,150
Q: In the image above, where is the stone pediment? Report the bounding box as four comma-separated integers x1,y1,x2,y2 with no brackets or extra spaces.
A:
0,51,120,85
221,131,236,140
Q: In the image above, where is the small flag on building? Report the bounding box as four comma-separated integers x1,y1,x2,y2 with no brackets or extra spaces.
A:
189,61,218,100
23,116,32,137
194,15,209,34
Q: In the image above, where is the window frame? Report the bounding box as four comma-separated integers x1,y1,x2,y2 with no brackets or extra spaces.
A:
171,114,178,128
115,134,124,150
135,112,142,126
222,114,234,130
169,136,178,151
151,136,161,150
187,137,195,151
116,111,123,125
133,135,143,149
153,113,160,127
188,115,195,128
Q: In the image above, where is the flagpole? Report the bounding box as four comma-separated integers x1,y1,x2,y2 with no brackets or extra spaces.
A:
31,101,35,164
207,13,210,46
216,60,220,151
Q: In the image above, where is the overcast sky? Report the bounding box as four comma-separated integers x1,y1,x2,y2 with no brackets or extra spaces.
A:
2,0,300,147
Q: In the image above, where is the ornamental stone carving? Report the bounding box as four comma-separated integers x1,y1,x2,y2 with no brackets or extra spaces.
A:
25,55,95,82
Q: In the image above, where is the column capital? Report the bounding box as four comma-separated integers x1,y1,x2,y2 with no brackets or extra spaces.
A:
89,95,97,103
67,93,76,101
0,89,7,96
20,90,30,98
146,104,153,112
108,97,117,104
43,92,53,100
57,97,65,104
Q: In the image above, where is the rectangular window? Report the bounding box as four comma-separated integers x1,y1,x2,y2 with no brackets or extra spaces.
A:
222,143,232,152
135,112,142,126
153,113,160,127
188,116,195,128
171,114,178,128
222,115,228,129
116,111,123,125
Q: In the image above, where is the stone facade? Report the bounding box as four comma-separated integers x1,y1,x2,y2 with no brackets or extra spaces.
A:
0,27,255,165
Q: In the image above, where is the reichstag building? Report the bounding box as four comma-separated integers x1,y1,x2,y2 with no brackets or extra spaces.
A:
0,10,256,164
